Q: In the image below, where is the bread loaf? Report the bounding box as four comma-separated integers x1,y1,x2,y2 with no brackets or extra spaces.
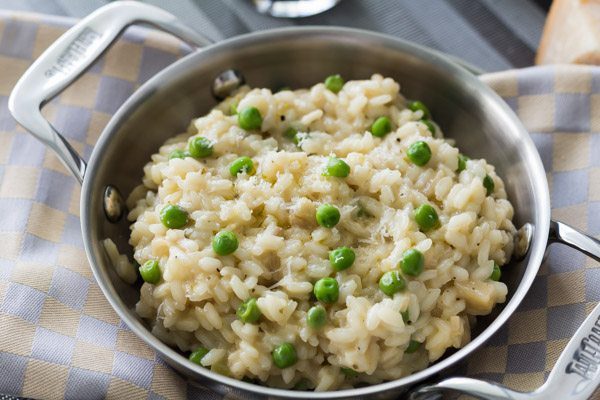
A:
536,0,600,65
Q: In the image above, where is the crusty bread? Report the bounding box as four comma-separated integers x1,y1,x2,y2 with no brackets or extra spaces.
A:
536,0,600,65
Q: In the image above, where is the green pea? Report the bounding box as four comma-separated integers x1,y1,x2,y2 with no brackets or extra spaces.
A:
229,102,238,115
414,204,440,232
188,136,214,158
407,141,432,166
237,297,261,324
313,277,339,303
341,367,358,378
483,174,495,196
212,230,239,255
405,340,421,354
421,119,436,134
229,156,255,176
324,74,344,93
189,347,209,365
306,305,327,329
370,116,392,137
329,247,355,272
400,249,424,277
490,263,501,281
168,149,188,160
315,204,340,228
139,260,161,284
284,126,298,142
238,107,263,130
408,100,431,119
272,343,298,369
401,310,410,324
379,270,406,296
457,154,468,172
160,204,189,229
323,157,350,178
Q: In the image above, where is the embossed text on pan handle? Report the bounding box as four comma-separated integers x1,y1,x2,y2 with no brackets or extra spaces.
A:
8,1,211,183
539,220,600,398
538,301,600,399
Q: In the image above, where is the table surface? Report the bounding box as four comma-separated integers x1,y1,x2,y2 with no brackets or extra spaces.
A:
0,0,549,72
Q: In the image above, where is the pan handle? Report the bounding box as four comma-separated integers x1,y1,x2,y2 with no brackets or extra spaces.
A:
411,220,600,400
549,220,600,262
8,1,211,184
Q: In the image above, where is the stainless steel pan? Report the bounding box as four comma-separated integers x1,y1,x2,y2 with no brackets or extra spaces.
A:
8,2,600,399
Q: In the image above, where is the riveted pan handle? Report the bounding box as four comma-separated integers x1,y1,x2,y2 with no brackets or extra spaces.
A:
8,1,211,184
411,220,600,399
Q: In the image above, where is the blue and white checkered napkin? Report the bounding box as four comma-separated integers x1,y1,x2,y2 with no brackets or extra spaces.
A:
0,11,598,400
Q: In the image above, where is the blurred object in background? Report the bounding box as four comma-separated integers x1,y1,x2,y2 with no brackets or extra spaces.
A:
0,0,548,71
253,0,341,18
536,0,600,65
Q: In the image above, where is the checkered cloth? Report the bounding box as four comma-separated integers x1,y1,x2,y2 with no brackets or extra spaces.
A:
0,11,598,400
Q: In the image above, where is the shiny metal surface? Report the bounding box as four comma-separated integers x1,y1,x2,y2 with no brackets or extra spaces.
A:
549,220,600,262
103,185,124,223
513,223,533,261
253,0,341,18
9,2,600,399
7,1,210,183
411,377,530,400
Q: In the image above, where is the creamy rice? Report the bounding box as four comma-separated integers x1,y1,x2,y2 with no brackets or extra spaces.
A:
122,74,515,390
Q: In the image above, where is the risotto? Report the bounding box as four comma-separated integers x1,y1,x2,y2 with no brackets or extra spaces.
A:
117,74,516,390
